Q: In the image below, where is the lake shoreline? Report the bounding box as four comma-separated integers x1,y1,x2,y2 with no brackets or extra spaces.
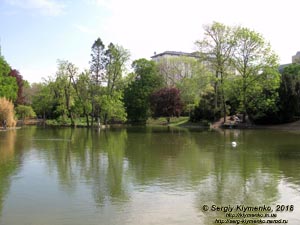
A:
9,118,300,131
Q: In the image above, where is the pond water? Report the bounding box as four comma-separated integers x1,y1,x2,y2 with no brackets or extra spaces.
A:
0,126,300,225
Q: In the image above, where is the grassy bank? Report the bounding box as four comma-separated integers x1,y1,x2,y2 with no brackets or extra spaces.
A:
42,116,209,128
147,117,189,126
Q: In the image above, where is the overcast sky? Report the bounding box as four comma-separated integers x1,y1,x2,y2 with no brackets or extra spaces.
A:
1,0,300,83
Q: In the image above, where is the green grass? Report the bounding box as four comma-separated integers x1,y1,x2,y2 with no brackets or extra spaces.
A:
46,117,90,126
147,116,211,128
147,117,189,126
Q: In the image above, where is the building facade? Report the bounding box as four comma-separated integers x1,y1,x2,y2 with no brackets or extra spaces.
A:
151,51,199,86
292,51,300,63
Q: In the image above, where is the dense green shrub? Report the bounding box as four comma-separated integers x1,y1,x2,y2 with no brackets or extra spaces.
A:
190,92,220,122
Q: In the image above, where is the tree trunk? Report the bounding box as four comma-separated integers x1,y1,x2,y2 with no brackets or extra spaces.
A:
242,78,247,123
91,101,94,127
221,83,226,123
70,111,75,127
214,71,219,120
220,72,226,123
104,113,108,125
85,113,90,127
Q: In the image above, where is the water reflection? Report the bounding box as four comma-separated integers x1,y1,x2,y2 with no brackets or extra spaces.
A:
0,130,21,217
0,127,299,224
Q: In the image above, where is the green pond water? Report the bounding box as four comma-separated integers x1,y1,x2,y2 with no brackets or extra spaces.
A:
0,126,300,225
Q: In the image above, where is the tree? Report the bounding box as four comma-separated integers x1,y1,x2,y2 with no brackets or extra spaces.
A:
0,56,18,101
102,43,130,124
0,56,10,77
150,87,183,123
277,64,300,122
20,80,31,105
9,69,25,105
90,38,107,84
196,22,235,122
90,38,107,126
190,91,219,122
124,59,163,123
105,43,130,93
71,71,92,127
231,27,280,122
176,61,213,115
99,92,127,123
156,56,213,114
53,60,78,126
15,105,36,120
31,82,54,120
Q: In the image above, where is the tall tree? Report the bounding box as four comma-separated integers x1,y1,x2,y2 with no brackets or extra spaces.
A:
53,60,78,126
89,38,107,126
124,59,163,123
71,70,92,127
90,38,106,84
101,43,130,124
105,43,130,93
196,22,235,122
231,27,280,122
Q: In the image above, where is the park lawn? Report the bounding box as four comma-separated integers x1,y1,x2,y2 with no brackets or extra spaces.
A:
147,117,189,126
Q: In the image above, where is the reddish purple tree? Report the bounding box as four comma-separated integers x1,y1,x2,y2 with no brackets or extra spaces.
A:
150,87,184,123
9,69,25,105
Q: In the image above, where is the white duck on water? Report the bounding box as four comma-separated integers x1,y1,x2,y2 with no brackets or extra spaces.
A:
231,141,237,147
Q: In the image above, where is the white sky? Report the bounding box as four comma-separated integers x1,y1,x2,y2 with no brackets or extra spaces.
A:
1,0,300,83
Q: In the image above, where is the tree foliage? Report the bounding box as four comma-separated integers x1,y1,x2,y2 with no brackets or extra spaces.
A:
196,22,235,122
31,82,54,120
190,91,220,122
150,87,183,123
52,60,78,126
0,56,18,101
277,64,300,122
90,38,106,85
101,43,130,124
15,105,36,120
9,69,25,105
105,43,130,92
194,22,280,124
231,27,280,122
89,38,130,125
157,56,213,114
99,91,127,123
89,38,107,126
71,71,92,126
124,59,163,123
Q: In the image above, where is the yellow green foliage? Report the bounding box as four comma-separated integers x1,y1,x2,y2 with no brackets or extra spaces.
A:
0,97,16,127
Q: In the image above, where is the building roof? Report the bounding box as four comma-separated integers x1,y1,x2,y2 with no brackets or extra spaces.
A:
151,51,197,59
